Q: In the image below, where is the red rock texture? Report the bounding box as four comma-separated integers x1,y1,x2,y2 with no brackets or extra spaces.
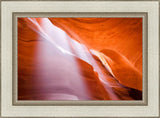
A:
49,18,142,91
18,18,142,100
49,18,142,72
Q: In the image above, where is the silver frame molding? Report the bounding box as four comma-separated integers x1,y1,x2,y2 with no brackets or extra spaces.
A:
12,12,148,106
1,0,159,118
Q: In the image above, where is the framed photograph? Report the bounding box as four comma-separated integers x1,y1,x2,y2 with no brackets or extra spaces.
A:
1,0,159,117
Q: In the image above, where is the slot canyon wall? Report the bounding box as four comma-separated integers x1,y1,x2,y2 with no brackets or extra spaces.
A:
18,18,142,100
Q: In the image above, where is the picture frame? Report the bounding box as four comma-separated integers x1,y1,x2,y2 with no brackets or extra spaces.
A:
1,0,159,117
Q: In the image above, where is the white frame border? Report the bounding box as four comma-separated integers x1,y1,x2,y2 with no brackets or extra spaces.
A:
1,1,159,117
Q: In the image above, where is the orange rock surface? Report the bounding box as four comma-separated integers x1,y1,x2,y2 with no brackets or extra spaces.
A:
18,18,142,100
49,18,142,72
49,18,142,90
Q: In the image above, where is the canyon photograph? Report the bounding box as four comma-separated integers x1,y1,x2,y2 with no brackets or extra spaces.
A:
18,18,142,100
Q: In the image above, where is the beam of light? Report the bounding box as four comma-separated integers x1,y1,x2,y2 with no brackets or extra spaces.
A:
31,18,93,100
27,18,74,55
46,23,121,99
63,31,120,100
71,44,120,100
33,18,122,100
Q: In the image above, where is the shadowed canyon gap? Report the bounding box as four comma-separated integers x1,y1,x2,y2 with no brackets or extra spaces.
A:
18,18,142,100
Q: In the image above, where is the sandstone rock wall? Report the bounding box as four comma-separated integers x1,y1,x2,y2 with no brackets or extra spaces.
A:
18,18,142,100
